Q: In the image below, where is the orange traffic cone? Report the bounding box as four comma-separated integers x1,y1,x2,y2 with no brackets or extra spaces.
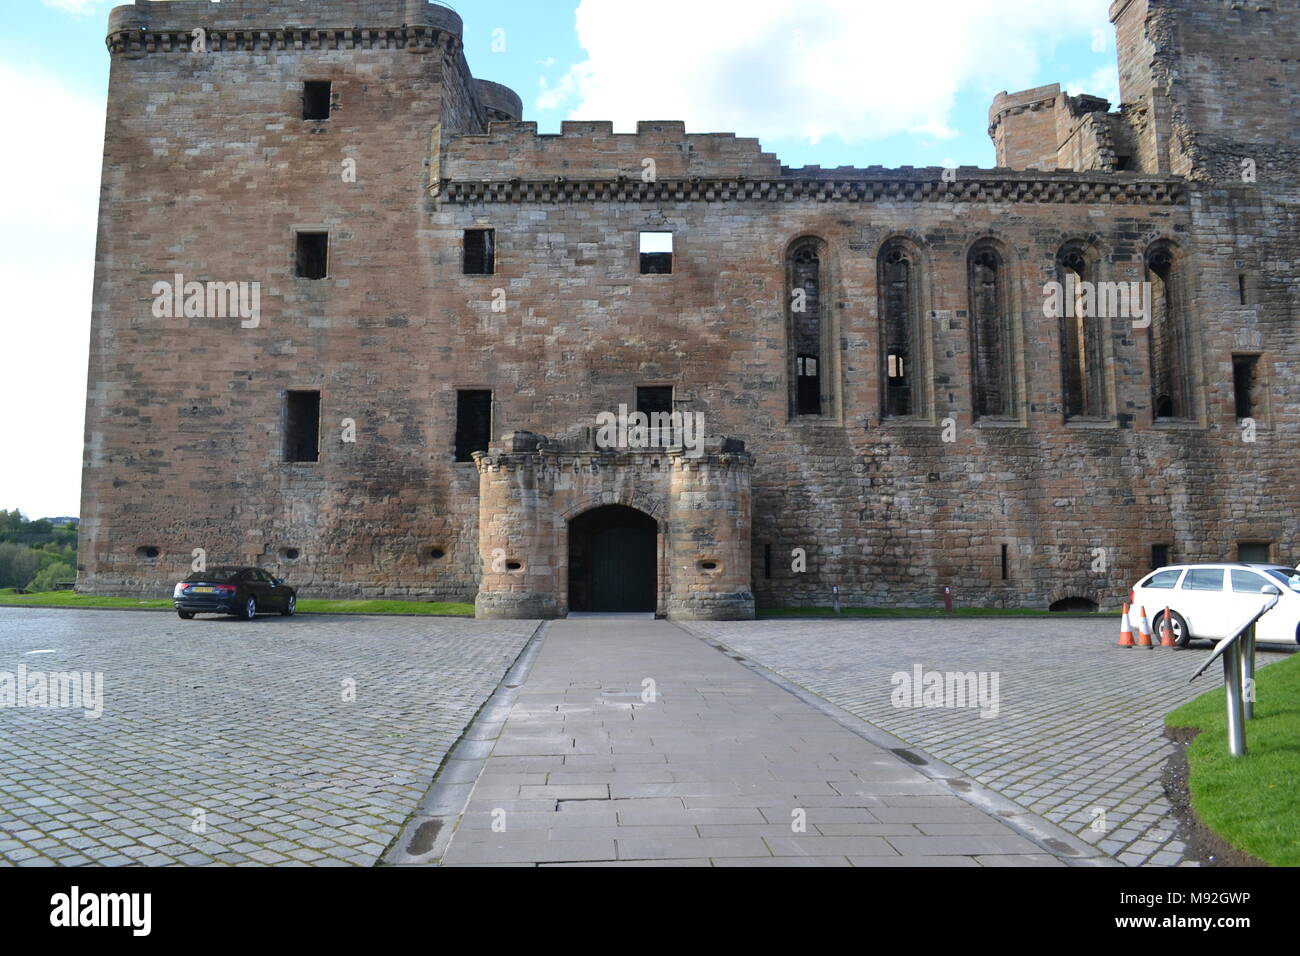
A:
1136,606,1154,648
1159,607,1178,649
1118,603,1135,648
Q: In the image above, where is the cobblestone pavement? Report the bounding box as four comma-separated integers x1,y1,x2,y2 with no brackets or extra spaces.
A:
437,618,1105,867
0,609,536,866
681,617,1291,866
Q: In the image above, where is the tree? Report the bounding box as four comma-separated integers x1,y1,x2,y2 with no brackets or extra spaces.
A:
28,561,76,592
0,543,42,589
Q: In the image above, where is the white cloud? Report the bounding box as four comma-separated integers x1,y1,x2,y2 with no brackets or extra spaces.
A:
41,0,115,15
1066,64,1122,105
541,0,1113,143
0,61,104,517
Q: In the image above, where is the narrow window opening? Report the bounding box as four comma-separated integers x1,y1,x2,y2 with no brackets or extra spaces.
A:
796,354,821,416
1151,544,1170,569
1237,542,1271,563
295,232,328,280
969,245,1014,419
1147,245,1189,420
639,232,673,274
637,386,675,446
1238,274,1247,306
1000,544,1009,581
285,390,321,463
454,389,492,462
463,229,495,275
788,238,827,418
763,543,772,580
880,243,917,417
1232,354,1260,421
303,81,332,121
1058,247,1105,418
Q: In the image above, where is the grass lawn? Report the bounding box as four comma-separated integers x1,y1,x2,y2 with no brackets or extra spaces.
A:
1165,651,1300,866
756,606,1113,619
0,589,474,617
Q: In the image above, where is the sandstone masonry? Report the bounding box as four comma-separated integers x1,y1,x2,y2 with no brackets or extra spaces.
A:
79,0,1300,619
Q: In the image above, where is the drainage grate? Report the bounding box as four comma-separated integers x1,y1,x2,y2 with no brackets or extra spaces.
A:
1043,837,1079,856
405,819,443,855
890,748,928,766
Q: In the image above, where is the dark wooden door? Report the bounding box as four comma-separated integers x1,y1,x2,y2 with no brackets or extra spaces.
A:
591,522,657,612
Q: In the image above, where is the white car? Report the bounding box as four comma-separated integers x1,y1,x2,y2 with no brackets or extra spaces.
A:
1129,563,1300,647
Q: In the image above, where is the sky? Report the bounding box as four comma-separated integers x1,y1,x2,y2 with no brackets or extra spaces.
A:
0,0,1119,519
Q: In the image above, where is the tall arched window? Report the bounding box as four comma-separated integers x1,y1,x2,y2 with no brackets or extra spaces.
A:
787,238,827,417
1057,244,1107,418
1146,242,1190,420
879,241,922,418
968,243,1015,419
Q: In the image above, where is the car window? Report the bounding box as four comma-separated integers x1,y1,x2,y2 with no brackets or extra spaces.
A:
1264,569,1300,592
1181,568,1225,591
1142,569,1182,589
1231,570,1271,593
184,569,236,583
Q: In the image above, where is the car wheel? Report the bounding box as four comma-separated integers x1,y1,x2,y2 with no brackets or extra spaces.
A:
1155,608,1190,648
240,596,257,620
281,595,296,617
177,611,195,620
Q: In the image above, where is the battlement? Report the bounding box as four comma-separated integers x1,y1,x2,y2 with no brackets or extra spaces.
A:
441,120,782,182
439,120,1187,203
106,0,463,54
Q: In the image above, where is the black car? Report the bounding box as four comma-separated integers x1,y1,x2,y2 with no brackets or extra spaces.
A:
173,567,297,620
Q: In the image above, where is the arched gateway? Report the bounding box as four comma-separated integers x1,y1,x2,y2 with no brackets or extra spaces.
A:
568,505,658,613
472,431,754,620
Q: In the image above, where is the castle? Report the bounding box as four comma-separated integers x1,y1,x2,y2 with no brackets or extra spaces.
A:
79,0,1300,619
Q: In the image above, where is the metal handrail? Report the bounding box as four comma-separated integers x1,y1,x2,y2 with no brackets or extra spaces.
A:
1188,590,1280,757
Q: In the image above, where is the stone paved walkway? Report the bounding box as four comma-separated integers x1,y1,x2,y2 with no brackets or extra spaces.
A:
437,618,1103,866
0,609,536,866
681,617,1291,866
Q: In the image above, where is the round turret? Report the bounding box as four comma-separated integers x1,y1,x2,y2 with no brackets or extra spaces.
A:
107,3,149,35
475,80,523,123
406,0,463,37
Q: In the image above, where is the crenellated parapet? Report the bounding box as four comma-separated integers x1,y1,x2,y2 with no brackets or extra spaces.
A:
440,120,781,184
106,0,464,56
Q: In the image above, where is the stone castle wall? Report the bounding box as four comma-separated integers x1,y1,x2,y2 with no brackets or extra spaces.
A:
79,0,1300,613
80,0,492,599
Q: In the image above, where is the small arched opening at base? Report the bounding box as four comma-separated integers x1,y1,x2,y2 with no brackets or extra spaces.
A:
1049,596,1099,613
567,505,658,613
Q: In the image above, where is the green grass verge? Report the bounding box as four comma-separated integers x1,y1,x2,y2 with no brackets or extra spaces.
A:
756,606,1112,618
1,593,1109,619
1165,652,1300,866
297,599,473,616
0,589,474,617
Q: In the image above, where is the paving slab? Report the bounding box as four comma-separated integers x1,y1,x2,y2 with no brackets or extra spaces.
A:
681,617,1295,865
433,617,1101,867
